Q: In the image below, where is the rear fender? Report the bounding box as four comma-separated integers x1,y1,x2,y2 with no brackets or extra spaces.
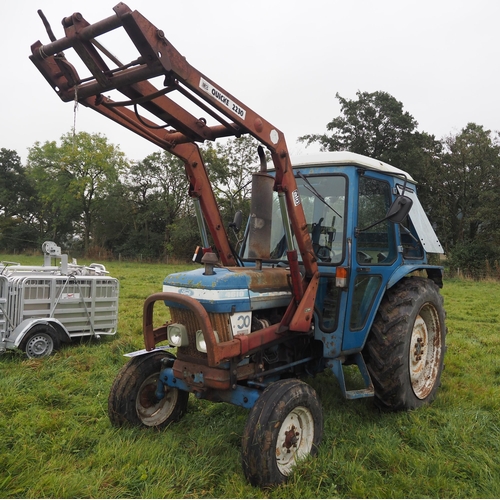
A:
11,318,70,347
387,265,443,290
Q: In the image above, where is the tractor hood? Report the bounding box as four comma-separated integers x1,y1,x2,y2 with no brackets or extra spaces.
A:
163,266,292,313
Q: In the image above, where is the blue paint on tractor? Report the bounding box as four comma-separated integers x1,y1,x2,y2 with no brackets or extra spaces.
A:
157,366,261,409
163,267,252,313
164,267,251,290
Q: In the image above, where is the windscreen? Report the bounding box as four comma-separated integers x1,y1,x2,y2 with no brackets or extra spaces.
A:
242,174,347,265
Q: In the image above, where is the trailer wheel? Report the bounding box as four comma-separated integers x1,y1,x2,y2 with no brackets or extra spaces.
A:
21,325,60,358
241,379,323,487
108,351,188,429
363,277,446,411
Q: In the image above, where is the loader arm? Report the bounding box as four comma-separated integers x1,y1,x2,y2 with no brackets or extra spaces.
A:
30,3,319,332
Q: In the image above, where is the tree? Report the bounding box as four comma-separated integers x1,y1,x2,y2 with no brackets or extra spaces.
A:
398,130,444,222
120,151,193,259
0,148,38,251
202,136,267,241
299,91,418,162
435,123,500,251
27,140,80,246
297,90,447,239
27,132,127,254
91,180,134,254
0,149,27,218
204,136,260,208
297,91,445,185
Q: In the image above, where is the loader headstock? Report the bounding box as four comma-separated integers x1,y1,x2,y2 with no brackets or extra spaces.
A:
30,3,319,322
30,3,279,152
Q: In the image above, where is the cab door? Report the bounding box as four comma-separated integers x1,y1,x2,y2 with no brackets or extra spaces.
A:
342,173,399,352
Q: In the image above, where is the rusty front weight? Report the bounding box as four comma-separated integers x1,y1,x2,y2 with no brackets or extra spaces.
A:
142,293,232,367
143,293,288,367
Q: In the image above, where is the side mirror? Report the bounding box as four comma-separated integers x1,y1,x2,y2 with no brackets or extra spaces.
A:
229,210,243,232
386,195,413,224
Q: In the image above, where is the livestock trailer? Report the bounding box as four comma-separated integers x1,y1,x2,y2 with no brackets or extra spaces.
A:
0,242,119,357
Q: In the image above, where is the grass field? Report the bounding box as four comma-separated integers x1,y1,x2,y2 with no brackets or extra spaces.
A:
1,255,499,498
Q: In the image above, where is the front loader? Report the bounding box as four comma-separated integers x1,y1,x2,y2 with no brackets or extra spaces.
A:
30,4,446,487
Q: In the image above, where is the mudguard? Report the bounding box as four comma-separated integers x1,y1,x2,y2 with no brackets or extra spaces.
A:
8,318,70,348
387,264,444,290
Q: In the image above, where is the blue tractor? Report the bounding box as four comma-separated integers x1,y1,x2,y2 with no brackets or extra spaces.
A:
31,5,446,487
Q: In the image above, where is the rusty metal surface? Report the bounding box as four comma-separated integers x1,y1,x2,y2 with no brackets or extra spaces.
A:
289,272,321,332
225,266,291,293
247,173,274,260
143,292,293,367
170,308,232,341
29,4,274,156
171,143,236,265
143,292,214,355
143,292,245,366
287,250,304,305
31,3,319,333
172,358,255,391
170,306,232,360
30,6,237,267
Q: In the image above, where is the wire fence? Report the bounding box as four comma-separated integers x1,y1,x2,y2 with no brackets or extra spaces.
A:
445,260,500,281
3,244,500,280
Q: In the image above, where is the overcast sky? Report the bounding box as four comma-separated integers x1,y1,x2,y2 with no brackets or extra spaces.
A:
3,0,499,163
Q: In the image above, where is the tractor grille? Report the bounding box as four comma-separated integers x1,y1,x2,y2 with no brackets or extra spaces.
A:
169,307,232,359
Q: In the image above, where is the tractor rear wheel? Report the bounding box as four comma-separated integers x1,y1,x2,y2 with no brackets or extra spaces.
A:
241,379,323,487
363,277,446,411
108,351,188,429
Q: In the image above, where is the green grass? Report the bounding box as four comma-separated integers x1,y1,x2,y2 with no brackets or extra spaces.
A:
1,256,499,498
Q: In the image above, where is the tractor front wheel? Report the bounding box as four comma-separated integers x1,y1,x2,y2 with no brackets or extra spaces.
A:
241,379,323,487
108,351,188,429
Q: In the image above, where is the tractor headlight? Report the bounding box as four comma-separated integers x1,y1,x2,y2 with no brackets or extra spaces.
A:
167,323,188,347
196,330,219,353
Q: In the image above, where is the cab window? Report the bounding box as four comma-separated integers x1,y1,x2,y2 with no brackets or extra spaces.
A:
356,176,397,265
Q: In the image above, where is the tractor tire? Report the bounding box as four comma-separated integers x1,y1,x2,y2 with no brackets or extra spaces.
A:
363,277,446,411
21,324,60,358
108,351,188,429
241,378,323,488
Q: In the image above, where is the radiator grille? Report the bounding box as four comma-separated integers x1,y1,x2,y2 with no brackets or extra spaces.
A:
170,307,232,359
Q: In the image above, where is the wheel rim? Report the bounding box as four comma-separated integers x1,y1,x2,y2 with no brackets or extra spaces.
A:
136,373,179,426
276,405,315,475
26,333,54,358
409,302,442,399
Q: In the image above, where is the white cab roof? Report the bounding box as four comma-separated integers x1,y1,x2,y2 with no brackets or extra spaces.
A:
290,151,415,183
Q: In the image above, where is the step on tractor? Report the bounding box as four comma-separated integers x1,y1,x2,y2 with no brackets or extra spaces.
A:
30,4,446,487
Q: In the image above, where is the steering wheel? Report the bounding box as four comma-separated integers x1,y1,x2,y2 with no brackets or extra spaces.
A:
315,245,332,262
